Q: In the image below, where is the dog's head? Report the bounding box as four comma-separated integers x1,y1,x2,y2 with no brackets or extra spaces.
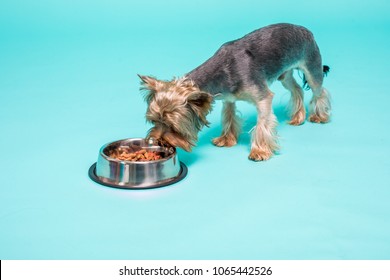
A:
138,75,213,151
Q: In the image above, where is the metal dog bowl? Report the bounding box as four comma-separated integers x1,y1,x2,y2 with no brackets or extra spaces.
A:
88,138,187,189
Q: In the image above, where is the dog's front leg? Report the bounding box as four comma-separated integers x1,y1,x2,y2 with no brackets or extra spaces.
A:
212,101,241,147
249,92,279,161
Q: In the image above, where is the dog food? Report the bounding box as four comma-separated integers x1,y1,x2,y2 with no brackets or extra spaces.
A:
109,147,162,161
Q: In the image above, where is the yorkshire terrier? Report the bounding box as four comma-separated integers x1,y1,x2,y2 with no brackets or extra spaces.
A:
139,23,331,161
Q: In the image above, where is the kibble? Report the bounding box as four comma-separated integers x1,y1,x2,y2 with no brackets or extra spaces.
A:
109,147,162,162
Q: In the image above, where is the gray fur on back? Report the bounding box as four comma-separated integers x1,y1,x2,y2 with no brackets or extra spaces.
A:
186,23,322,95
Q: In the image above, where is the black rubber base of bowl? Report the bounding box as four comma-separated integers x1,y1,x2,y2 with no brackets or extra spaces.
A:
88,162,188,190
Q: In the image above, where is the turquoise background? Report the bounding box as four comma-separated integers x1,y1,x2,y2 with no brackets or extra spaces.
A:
1,0,389,259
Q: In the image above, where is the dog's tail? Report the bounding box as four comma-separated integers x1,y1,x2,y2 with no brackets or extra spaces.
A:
302,65,330,90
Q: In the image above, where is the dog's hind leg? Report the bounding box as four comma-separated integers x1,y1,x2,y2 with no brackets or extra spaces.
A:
212,101,241,147
249,90,279,161
305,68,331,123
301,55,331,123
279,70,306,125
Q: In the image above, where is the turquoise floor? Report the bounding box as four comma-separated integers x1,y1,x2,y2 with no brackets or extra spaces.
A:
1,0,389,259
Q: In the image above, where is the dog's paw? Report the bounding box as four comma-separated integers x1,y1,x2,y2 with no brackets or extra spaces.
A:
289,111,305,126
212,135,237,147
308,114,329,123
248,148,273,161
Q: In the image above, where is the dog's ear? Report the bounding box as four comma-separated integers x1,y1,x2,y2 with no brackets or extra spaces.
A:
138,74,165,103
187,91,213,126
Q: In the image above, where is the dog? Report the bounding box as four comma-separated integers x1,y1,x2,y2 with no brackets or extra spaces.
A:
138,23,331,161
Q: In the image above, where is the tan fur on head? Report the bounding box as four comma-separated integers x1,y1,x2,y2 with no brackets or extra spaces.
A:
138,75,213,151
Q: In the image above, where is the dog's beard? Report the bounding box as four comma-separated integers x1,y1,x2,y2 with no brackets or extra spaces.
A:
147,125,193,152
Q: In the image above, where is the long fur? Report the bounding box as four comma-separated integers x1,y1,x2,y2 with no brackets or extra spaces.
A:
249,92,279,160
212,101,242,147
279,69,306,125
308,87,331,123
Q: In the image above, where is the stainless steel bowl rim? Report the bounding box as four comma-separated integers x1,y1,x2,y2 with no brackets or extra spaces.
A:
99,137,176,164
